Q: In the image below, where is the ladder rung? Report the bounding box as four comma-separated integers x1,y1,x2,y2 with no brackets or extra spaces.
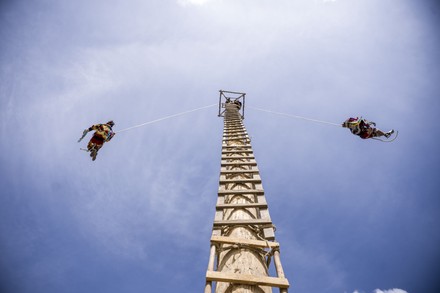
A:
222,145,252,149
221,162,257,167
213,219,272,226
219,178,261,184
223,136,250,141
206,271,289,289
218,189,264,195
210,235,279,248
222,150,253,154
223,137,249,140
224,131,247,134
224,133,248,136
222,145,252,148
216,203,267,209
220,170,259,174
224,124,243,127
221,156,255,160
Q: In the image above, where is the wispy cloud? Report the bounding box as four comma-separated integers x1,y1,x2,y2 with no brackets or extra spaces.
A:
374,289,408,293
353,289,409,293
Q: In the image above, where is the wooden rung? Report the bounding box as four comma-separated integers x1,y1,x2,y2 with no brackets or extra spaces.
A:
223,139,250,142
222,150,253,154
221,156,255,160
220,170,259,174
213,219,273,226
206,271,289,288
219,178,261,184
216,203,267,209
222,144,252,148
224,131,247,135
223,145,252,149
224,126,244,130
221,162,257,166
224,131,247,134
223,133,248,136
223,133,247,135
211,236,279,248
218,189,264,195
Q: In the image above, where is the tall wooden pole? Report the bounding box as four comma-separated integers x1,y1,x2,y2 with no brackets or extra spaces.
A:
205,91,290,293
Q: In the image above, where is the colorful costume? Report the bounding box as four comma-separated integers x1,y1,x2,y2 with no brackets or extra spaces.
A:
342,117,393,139
79,121,115,161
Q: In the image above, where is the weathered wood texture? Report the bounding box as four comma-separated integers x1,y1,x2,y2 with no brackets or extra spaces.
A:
206,100,289,293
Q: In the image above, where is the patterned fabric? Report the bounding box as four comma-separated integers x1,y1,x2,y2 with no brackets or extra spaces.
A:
87,124,114,149
88,124,114,142
343,117,375,139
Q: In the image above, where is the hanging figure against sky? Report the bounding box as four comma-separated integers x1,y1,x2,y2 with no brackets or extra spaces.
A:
78,121,115,161
342,117,394,139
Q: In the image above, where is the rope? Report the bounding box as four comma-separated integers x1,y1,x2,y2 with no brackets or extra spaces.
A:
248,106,342,127
116,103,217,133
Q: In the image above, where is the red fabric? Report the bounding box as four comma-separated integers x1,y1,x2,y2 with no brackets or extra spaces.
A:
90,135,105,146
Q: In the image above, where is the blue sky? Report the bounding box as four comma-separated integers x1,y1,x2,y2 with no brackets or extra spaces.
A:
1,0,439,292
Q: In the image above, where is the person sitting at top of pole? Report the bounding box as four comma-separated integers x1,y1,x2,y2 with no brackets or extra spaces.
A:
78,120,115,161
225,98,242,110
342,117,394,139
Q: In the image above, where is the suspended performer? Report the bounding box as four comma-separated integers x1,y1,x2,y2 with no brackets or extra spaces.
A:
342,117,394,139
78,120,115,161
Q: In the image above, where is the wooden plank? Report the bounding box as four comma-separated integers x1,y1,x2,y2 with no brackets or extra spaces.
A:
224,127,244,131
222,134,248,137
222,150,253,154
210,235,279,248
222,144,252,148
221,156,255,160
219,178,261,184
206,271,289,289
218,189,264,195
216,202,268,209
224,131,247,135
220,170,259,174
213,219,273,226
223,137,251,142
222,145,252,149
221,162,257,166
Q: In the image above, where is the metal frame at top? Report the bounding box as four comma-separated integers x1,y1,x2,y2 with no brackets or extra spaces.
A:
218,90,246,119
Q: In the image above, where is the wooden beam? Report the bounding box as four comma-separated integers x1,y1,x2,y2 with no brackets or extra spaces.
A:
213,219,273,226
221,156,255,160
216,203,267,209
206,271,289,289
218,189,264,195
220,170,259,174
210,235,279,248
224,131,247,135
222,150,253,154
222,145,252,149
223,139,250,142
223,134,249,140
221,158,257,167
219,178,261,184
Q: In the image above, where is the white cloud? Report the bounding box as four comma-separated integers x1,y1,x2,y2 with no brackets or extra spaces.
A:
352,289,408,293
374,289,408,293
